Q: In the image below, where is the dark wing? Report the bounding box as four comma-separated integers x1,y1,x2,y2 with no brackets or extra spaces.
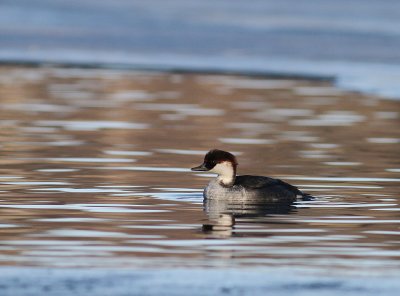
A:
235,175,302,195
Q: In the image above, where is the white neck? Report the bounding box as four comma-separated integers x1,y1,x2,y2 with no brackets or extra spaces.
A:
209,161,236,187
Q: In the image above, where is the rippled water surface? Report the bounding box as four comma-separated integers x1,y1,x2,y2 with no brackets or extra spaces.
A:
0,66,399,275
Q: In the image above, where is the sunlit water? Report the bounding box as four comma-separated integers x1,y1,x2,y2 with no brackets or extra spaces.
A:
0,66,399,278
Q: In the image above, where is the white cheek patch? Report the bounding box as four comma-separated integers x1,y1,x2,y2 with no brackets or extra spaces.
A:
210,162,235,184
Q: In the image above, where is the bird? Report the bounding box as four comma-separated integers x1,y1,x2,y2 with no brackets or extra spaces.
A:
191,149,310,202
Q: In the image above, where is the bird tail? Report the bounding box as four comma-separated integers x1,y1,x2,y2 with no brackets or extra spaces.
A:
300,192,315,201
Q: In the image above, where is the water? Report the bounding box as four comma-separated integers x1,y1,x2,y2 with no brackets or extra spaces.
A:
0,66,399,294
1,0,400,98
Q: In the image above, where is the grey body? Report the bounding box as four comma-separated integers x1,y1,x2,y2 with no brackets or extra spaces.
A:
204,175,301,202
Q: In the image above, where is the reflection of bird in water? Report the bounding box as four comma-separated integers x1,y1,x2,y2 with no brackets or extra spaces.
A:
204,197,295,218
202,198,296,236
191,149,311,235
191,149,312,202
202,213,235,237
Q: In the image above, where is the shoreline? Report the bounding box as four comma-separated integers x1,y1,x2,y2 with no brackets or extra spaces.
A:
0,59,334,82
1,54,398,101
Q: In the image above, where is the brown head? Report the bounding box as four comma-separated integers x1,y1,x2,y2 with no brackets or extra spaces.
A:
191,149,238,172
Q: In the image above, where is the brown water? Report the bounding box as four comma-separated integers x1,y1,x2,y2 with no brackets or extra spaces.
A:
0,66,399,274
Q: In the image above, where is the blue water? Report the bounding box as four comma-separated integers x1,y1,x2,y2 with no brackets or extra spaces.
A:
2,267,400,296
1,0,400,98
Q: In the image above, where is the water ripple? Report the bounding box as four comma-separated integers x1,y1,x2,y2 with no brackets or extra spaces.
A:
35,120,149,131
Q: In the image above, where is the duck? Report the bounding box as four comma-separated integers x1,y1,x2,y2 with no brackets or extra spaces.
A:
191,149,310,202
